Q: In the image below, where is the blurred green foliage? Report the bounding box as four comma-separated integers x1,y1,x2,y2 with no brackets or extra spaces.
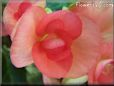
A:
2,0,44,84
46,0,77,11
2,36,43,85
1,0,77,85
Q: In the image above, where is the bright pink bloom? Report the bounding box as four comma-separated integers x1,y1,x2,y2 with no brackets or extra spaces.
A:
3,0,101,78
32,10,82,78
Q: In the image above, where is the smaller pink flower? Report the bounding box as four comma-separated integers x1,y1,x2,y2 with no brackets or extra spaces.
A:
88,41,113,84
3,0,45,36
3,0,32,35
88,59,114,84
3,0,46,67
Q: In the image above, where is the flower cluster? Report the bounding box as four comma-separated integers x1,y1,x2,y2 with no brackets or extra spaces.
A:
2,0,113,85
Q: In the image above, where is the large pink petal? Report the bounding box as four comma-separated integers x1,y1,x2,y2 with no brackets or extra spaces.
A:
66,16,101,78
70,0,113,33
11,6,46,68
36,10,82,45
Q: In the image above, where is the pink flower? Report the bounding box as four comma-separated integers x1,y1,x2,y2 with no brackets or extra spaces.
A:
3,0,32,35
3,0,45,36
89,59,114,84
3,0,101,78
88,32,113,84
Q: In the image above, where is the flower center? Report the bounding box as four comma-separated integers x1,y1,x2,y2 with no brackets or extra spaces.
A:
41,38,66,52
38,33,68,61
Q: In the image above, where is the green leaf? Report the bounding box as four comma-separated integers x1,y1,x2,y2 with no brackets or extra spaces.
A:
62,6,69,10
62,75,88,85
2,38,27,85
45,7,53,14
26,64,43,85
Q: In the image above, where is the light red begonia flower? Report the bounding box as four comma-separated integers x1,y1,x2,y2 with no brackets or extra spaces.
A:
3,0,101,78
